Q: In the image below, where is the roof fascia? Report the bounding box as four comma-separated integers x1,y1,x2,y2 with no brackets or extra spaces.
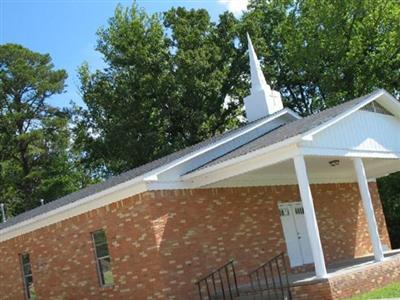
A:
182,143,300,187
183,90,400,182
285,108,302,120
302,90,387,141
299,146,400,159
143,109,296,181
378,90,400,118
182,135,302,181
0,109,297,239
0,177,147,242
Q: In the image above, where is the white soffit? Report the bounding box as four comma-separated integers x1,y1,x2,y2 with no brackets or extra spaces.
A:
302,90,400,140
144,109,299,181
184,91,400,184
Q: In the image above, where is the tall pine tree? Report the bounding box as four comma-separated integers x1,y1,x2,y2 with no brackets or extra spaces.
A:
0,44,93,216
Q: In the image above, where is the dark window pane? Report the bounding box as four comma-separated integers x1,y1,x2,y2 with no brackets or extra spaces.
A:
95,243,110,258
21,253,30,266
23,263,32,276
25,275,36,299
20,254,35,300
99,257,114,285
93,230,107,246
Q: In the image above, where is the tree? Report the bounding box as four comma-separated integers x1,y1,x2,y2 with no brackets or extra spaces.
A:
77,1,400,245
0,44,92,216
242,0,400,115
242,0,400,246
76,5,245,176
377,173,400,248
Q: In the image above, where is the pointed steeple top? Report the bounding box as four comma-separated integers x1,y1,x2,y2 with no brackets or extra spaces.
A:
246,33,270,93
244,34,284,122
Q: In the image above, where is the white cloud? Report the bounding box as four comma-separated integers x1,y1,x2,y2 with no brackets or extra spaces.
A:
219,0,249,14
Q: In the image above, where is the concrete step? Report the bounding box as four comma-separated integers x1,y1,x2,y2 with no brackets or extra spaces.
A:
237,289,291,300
208,287,291,300
235,295,290,300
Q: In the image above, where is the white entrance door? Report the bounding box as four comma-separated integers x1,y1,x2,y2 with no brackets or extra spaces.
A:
278,202,313,267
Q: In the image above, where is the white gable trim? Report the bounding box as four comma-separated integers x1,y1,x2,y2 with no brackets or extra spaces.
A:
184,90,400,183
181,140,302,183
0,179,148,242
0,109,299,242
299,146,400,159
303,90,400,141
144,108,300,181
1,91,398,242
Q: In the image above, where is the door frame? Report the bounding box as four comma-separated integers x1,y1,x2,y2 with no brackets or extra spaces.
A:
278,201,313,267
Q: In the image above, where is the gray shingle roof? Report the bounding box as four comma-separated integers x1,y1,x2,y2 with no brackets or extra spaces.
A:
0,111,287,231
0,89,383,231
190,89,384,172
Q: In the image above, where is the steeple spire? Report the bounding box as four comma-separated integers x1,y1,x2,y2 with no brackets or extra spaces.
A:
247,33,269,93
244,33,284,122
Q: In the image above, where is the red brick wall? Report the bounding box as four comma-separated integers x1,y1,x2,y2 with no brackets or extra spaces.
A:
291,280,333,300
291,253,400,300
329,254,400,299
0,183,391,299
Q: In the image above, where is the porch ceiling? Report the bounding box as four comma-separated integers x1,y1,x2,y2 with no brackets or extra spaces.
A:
206,156,400,187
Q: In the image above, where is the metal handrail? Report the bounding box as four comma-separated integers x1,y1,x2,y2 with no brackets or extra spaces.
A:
248,252,292,300
196,260,240,300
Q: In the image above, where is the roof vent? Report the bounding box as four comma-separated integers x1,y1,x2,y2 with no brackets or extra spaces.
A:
244,34,283,122
0,203,6,223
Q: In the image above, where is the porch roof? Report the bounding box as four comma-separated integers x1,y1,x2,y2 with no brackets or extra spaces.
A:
1,88,399,241
0,108,297,231
190,89,385,173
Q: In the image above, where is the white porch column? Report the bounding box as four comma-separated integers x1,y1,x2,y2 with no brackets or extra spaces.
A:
353,158,384,262
293,155,327,278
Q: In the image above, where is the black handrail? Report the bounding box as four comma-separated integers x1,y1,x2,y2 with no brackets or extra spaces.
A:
196,260,240,300
248,252,292,300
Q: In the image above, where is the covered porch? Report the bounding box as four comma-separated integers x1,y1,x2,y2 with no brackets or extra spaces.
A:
291,248,400,284
184,96,400,299
187,151,400,299
190,153,400,274
290,249,400,300
234,249,400,300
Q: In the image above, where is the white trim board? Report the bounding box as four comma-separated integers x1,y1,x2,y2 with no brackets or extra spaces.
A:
185,91,400,182
1,91,399,243
0,181,148,243
144,109,299,181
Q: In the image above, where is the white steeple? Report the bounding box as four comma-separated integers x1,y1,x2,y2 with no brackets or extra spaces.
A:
244,34,283,122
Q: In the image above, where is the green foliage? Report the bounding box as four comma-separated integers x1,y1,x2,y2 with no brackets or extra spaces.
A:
377,172,400,248
77,1,400,247
2,2,399,248
244,0,400,247
243,0,400,115
76,5,245,176
347,282,400,299
0,44,93,217
78,1,400,176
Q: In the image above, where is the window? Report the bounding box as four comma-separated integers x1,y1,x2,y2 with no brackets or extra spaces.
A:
279,207,290,216
92,229,114,286
20,253,36,299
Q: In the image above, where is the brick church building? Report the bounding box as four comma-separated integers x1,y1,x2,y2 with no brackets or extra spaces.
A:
1,35,400,300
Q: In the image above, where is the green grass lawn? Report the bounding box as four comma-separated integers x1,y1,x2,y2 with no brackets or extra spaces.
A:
348,282,400,299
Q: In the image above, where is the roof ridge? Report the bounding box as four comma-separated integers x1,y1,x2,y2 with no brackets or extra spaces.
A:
0,109,293,230
188,89,385,173
0,89,385,231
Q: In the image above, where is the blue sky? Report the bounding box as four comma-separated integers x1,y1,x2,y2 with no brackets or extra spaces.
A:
1,0,248,108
